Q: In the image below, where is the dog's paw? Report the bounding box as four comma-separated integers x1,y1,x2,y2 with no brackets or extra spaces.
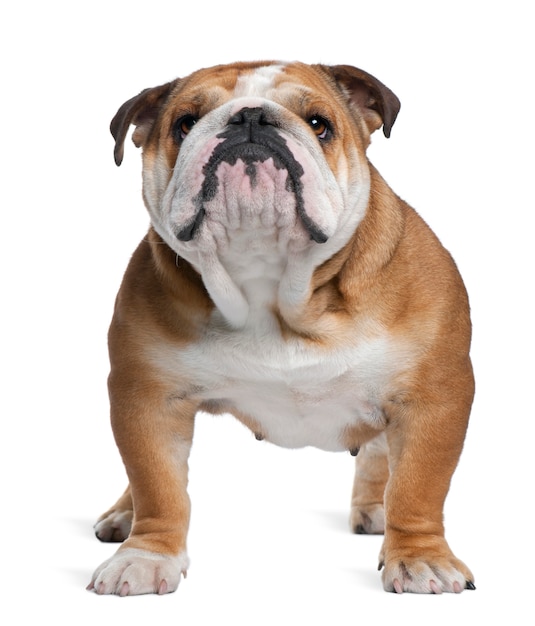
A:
94,509,133,543
380,554,475,594
87,548,189,596
350,503,385,534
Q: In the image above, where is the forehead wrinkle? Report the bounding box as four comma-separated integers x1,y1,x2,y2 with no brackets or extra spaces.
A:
171,83,233,113
194,85,234,115
279,63,345,104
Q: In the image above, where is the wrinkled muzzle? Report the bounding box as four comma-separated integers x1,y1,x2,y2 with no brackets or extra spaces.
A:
174,106,329,244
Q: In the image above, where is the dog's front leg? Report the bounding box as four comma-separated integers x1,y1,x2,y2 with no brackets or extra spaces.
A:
379,395,475,594
88,382,196,596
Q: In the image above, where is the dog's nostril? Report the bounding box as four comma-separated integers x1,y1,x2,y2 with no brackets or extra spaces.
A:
228,111,245,125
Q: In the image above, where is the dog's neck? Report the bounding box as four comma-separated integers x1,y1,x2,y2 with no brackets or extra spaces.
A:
149,167,404,339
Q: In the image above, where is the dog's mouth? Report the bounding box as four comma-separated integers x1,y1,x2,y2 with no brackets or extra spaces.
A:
175,107,329,244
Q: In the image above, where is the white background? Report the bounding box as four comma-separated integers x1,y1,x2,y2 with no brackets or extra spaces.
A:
1,0,533,623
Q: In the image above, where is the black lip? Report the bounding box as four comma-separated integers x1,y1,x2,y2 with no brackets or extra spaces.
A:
175,207,206,242
175,108,328,244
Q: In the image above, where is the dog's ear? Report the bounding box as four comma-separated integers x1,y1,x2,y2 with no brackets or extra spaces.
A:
110,82,174,166
323,65,401,138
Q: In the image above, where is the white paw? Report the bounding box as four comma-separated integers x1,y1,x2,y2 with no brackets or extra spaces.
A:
381,557,474,594
88,548,189,596
350,503,385,534
94,510,133,543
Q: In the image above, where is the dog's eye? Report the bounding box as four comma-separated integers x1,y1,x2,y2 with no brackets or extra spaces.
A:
173,115,198,141
308,116,332,141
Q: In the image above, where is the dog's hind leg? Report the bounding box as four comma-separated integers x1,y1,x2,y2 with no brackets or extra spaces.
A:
94,485,133,543
350,434,389,535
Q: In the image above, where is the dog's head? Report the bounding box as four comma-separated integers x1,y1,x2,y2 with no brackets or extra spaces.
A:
111,62,400,327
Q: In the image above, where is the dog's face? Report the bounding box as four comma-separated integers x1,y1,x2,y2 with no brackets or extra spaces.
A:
112,62,399,326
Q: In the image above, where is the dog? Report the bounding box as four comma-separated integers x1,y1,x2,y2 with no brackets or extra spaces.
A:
88,61,475,596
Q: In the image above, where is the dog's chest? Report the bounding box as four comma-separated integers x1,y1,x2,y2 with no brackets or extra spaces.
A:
172,318,398,451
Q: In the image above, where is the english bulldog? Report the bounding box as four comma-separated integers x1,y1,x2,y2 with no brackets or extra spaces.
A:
88,61,475,596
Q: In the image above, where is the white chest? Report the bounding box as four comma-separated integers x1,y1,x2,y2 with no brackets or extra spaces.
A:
159,320,402,452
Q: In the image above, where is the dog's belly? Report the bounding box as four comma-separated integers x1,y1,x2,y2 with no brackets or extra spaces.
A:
209,374,384,451
160,325,400,451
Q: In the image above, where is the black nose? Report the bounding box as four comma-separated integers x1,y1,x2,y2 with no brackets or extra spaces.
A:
228,107,271,127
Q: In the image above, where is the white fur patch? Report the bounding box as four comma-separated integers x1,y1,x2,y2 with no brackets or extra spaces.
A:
153,326,410,451
233,64,285,98
90,548,189,596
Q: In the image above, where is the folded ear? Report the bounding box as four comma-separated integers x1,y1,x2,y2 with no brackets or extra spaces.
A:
322,64,401,138
110,81,174,166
